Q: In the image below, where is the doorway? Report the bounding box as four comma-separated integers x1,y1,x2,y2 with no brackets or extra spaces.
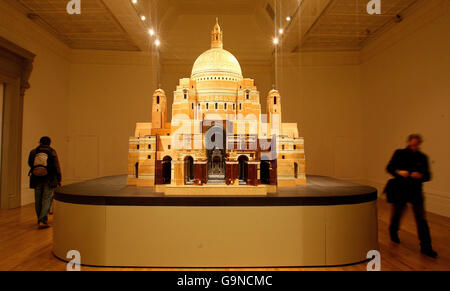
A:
260,160,270,185
184,156,194,184
162,156,172,184
134,162,139,178
0,37,35,209
238,155,249,184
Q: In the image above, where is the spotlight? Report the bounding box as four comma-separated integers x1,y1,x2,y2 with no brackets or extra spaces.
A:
279,28,284,35
155,39,161,46
148,28,155,36
286,16,291,21
273,37,279,45
140,15,146,21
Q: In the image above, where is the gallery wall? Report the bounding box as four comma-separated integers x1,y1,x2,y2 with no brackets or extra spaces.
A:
277,53,363,180
0,1,71,205
66,51,157,184
361,1,450,216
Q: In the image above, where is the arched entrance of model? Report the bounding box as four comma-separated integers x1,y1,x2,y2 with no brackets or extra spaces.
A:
205,124,226,183
184,156,194,184
134,162,139,179
260,160,270,185
238,155,248,184
162,156,172,184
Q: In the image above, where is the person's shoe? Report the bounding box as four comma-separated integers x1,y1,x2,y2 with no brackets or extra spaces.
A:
421,248,438,258
38,222,50,229
390,232,400,244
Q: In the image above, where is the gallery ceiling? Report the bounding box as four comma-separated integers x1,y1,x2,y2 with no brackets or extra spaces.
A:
10,0,422,60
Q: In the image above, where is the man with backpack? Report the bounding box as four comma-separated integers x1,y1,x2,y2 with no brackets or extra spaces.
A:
28,136,62,229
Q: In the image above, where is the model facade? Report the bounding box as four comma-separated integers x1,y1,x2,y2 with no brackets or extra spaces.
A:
127,20,306,192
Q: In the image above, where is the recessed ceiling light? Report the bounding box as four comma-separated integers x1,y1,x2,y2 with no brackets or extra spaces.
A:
286,16,291,21
155,39,161,46
279,29,284,35
132,0,137,4
148,28,155,36
140,15,146,21
273,37,279,45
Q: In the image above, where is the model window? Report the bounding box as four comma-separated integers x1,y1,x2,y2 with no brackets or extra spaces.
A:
206,103,209,109
148,155,151,159
246,91,250,100
282,155,285,159
137,145,140,150
192,103,194,110
239,103,242,111
282,145,285,150
224,103,227,110
215,103,218,110
157,96,160,104
168,145,171,150
233,104,235,110
148,144,151,149
294,145,297,150
184,91,187,99
274,97,277,105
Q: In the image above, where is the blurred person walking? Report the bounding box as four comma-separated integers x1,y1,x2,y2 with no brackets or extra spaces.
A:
385,134,437,258
28,136,62,229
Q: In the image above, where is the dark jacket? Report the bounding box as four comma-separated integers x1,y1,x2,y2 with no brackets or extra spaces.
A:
386,147,431,202
28,145,62,189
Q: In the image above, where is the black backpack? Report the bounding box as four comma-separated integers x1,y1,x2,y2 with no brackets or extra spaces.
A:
32,147,53,177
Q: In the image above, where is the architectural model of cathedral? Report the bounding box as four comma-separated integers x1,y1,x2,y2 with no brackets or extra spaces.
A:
127,20,306,195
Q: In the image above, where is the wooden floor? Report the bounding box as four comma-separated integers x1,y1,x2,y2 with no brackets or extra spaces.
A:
0,199,448,271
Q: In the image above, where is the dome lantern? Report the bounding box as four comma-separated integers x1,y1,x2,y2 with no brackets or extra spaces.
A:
211,18,223,49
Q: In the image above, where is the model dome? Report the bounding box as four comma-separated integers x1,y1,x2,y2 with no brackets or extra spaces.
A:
191,48,243,79
191,19,243,80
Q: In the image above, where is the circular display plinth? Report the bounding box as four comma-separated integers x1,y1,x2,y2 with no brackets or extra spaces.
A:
53,175,378,268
